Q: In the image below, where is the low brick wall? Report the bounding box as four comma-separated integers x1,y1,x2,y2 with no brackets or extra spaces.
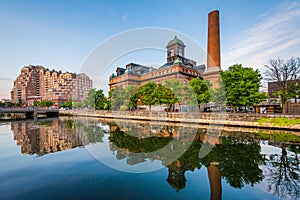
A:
60,110,300,131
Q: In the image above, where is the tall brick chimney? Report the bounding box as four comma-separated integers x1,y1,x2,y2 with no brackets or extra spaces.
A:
207,10,220,69
203,10,221,89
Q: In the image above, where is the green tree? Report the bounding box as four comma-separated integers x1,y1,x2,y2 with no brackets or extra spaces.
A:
264,57,300,114
155,83,178,110
163,79,184,111
109,86,126,110
73,101,84,108
85,88,96,109
33,100,40,107
40,100,54,107
95,89,109,110
129,82,179,111
123,85,138,110
221,64,266,112
189,77,212,109
135,82,157,111
212,81,226,107
60,99,72,108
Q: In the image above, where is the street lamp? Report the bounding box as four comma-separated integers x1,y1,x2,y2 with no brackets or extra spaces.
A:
295,81,299,103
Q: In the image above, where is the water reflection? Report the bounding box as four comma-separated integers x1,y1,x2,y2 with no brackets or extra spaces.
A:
11,118,107,156
108,124,265,199
107,120,300,199
9,117,300,199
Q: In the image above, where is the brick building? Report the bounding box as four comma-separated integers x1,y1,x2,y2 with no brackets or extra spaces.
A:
11,65,92,105
109,10,221,91
109,36,206,90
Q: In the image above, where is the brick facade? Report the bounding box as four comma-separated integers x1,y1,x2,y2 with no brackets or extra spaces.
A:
11,65,93,105
109,37,205,90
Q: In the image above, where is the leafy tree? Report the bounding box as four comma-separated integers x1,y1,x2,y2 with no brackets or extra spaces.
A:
212,81,226,107
85,88,96,109
33,100,40,107
189,77,212,109
85,88,109,110
95,89,109,110
123,85,138,110
221,64,266,112
264,57,300,114
155,83,178,110
129,82,178,111
60,99,71,108
163,79,185,110
33,100,54,107
109,86,126,110
73,101,84,108
135,82,157,111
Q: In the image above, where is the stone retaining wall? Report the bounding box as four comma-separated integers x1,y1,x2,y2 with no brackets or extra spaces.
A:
60,110,300,131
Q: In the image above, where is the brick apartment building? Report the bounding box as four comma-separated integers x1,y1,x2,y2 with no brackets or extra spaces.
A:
11,65,92,105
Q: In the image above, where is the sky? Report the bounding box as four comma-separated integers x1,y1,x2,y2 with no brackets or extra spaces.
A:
1,0,300,98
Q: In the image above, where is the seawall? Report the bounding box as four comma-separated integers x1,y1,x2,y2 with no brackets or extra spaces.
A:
59,110,300,131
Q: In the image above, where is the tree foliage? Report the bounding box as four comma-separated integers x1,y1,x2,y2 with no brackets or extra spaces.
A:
85,88,109,110
60,99,72,108
109,85,138,110
34,100,54,107
189,77,211,107
221,64,266,109
129,82,178,111
95,89,109,110
264,57,300,114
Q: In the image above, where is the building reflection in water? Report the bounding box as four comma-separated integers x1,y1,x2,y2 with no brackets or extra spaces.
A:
11,118,107,156
107,120,300,200
9,117,300,199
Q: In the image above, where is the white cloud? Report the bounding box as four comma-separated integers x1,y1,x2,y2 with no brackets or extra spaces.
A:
223,0,300,70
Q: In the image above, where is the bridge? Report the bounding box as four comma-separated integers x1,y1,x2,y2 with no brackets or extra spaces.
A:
0,107,59,119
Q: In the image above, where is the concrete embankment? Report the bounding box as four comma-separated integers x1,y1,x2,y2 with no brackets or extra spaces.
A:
59,110,300,131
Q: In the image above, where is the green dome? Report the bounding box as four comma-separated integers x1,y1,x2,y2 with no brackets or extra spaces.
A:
167,36,185,47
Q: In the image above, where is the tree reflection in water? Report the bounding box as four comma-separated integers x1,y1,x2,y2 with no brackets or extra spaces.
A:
108,121,300,200
10,118,300,199
264,143,300,199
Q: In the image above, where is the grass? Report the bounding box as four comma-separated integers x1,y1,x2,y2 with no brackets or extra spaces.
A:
258,131,300,143
258,117,300,126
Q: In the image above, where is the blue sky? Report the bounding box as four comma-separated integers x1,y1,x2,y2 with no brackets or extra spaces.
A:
1,0,300,98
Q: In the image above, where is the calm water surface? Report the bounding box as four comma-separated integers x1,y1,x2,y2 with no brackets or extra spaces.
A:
0,117,299,200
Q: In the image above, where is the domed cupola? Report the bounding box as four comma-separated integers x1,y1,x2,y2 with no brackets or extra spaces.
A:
166,36,186,62
166,36,185,48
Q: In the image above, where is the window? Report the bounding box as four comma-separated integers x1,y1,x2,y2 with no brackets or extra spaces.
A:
179,49,182,56
170,49,175,57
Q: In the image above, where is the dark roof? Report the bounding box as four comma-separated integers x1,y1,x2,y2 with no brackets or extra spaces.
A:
116,67,126,72
159,61,175,69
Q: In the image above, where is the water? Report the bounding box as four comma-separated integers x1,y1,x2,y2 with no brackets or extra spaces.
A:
0,117,299,200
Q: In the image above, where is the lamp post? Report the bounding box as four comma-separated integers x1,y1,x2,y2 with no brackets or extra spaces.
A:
295,81,299,103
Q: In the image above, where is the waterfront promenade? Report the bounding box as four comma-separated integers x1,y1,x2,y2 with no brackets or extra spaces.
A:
60,110,300,131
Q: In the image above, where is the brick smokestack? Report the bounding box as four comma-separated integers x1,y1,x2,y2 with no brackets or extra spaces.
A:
207,10,221,69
